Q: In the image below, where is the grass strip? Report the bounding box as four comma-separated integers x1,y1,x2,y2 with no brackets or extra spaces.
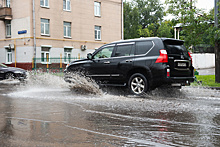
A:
193,75,220,87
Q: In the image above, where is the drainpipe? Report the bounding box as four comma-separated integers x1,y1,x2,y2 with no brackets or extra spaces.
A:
121,0,124,40
33,0,36,70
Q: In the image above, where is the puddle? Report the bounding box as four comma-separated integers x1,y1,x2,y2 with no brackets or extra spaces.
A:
1,73,220,147
0,79,21,85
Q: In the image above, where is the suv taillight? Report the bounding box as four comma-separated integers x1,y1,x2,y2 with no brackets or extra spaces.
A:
155,49,168,63
188,52,192,64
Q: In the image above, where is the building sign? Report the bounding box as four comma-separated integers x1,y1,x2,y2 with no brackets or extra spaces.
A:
18,30,27,35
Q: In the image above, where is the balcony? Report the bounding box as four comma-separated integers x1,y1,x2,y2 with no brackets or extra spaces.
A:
0,7,12,20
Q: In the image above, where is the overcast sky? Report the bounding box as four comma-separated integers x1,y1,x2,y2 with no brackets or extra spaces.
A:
195,0,214,12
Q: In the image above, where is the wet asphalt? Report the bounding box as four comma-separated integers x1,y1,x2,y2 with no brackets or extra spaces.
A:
0,73,220,147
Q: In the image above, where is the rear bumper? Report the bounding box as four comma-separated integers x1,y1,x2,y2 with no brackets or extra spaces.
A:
166,76,195,85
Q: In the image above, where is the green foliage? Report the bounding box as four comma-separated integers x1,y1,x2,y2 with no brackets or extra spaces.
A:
193,75,220,87
123,0,166,39
134,0,164,28
157,21,173,38
124,2,140,39
165,0,216,49
124,0,217,49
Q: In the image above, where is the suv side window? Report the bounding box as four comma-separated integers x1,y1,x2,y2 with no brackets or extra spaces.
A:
114,44,135,57
94,46,114,59
135,41,153,55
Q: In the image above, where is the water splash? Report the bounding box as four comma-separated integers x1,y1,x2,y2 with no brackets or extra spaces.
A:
65,72,103,95
0,79,21,85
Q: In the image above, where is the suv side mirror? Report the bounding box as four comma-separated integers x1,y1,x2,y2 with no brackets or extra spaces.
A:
87,53,93,60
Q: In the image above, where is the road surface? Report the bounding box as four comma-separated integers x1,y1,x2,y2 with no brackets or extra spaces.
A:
0,73,219,146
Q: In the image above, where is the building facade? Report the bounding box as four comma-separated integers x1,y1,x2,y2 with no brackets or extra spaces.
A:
0,0,123,70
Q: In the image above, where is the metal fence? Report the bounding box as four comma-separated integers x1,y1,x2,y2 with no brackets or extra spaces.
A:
32,56,85,72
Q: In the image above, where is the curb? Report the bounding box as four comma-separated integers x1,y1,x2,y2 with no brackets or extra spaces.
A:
197,86,220,90
209,87,220,90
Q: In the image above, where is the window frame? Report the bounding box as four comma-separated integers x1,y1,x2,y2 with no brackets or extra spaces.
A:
41,46,51,64
94,2,101,17
6,0,10,7
63,0,71,11
6,49,12,64
64,49,72,64
95,26,101,40
6,21,11,38
63,21,71,38
41,18,50,36
40,0,49,8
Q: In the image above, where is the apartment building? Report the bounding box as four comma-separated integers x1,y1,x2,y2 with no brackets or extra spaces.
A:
0,0,123,70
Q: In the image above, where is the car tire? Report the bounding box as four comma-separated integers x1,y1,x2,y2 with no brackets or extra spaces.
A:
128,73,148,95
5,72,15,79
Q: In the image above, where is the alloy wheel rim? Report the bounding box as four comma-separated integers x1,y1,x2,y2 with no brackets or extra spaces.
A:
131,77,145,94
6,73,14,79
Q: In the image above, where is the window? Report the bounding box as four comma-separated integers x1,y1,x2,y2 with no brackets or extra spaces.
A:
135,41,153,55
6,0,10,7
63,0,71,11
41,18,50,36
40,0,49,7
114,44,135,57
94,46,114,59
6,49,12,63
94,2,101,16
95,26,101,40
41,47,50,63
64,49,72,63
6,20,11,37
64,22,71,38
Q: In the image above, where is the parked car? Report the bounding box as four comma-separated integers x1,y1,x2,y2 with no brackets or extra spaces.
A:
0,63,27,80
64,37,194,95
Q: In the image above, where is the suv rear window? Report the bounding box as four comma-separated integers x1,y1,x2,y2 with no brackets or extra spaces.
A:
135,41,153,55
164,41,188,57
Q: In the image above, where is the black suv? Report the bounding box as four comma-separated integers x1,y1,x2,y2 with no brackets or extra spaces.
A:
64,37,194,95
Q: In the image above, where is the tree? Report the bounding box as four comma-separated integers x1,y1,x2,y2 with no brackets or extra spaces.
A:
124,2,140,39
123,0,164,39
134,0,164,28
165,0,214,48
157,21,173,38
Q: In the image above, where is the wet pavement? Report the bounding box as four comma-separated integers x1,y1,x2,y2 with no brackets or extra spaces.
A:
0,73,220,147
196,68,215,75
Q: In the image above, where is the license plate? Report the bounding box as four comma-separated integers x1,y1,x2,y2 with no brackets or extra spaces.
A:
178,62,187,67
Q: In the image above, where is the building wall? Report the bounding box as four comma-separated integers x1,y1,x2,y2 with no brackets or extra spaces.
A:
191,53,215,69
0,0,122,70
34,0,122,49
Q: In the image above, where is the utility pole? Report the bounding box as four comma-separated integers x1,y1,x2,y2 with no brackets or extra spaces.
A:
215,0,220,83
33,0,37,70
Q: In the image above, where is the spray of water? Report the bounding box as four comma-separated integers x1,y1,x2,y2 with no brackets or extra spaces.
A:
26,71,68,89
3,71,219,99
65,72,103,95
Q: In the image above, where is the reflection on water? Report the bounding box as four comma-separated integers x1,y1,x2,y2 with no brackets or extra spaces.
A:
0,73,219,146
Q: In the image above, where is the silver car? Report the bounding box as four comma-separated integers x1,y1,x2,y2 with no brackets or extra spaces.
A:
0,63,27,80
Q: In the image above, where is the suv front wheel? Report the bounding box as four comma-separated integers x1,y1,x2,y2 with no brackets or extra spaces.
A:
128,73,148,95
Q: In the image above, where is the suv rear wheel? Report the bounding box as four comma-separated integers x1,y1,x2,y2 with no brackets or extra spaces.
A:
128,73,148,95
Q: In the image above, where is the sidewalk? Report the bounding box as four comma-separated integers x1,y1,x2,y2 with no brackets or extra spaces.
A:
196,68,215,75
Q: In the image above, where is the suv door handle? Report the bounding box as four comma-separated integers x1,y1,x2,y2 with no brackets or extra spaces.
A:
104,61,110,64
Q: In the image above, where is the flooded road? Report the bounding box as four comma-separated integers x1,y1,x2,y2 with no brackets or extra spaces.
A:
0,73,220,146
